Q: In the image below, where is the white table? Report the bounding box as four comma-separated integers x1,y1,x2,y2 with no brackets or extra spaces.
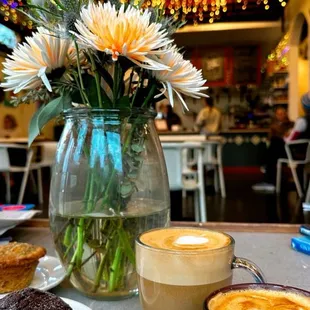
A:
7,222,310,310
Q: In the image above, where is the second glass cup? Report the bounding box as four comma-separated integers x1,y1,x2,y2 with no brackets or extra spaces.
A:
136,227,265,310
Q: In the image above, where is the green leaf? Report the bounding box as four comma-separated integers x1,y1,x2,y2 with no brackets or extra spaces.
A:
115,96,130,109
131,144,144,153
83,75,99,107
28,94,71,146
120,182,134,198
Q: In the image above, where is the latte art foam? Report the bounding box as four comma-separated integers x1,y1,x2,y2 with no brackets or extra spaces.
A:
137,228,233,286
208,289,310,310
140,228,230,251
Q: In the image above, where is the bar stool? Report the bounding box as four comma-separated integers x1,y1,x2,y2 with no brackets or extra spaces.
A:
276,139,310,198
0,144,34,204
162,142,207,222
203,139,226,198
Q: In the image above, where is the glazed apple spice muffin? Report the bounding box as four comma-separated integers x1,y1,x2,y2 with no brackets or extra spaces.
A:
0,288,72,309
0,242,46,293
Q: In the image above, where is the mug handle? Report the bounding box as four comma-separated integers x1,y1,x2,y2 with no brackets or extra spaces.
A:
232,256,266,283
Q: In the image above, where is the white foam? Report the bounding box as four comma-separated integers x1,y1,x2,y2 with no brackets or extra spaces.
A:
174,235,209,246
137,229,233,286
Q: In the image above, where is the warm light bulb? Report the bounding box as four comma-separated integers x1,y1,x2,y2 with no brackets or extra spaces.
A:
265,4,269,9
281,1,286,6
209,17,214,23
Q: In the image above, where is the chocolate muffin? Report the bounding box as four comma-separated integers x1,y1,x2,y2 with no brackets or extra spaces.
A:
0,288,72,310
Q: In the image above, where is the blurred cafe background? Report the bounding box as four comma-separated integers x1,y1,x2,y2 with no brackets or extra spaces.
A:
1,0,310,225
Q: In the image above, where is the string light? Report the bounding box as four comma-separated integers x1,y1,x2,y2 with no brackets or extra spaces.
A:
159,0,286,24
267,32,289,72
1,0,287,27
0,0,33,29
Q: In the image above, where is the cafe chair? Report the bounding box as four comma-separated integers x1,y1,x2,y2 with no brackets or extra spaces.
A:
29,142,58,204
276,139,310,198
162,142,207,222
203,140,226,198
183,139,226,198
0,144,34,204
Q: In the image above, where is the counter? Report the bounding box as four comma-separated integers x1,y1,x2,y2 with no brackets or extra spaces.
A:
9,221,310,310
158,129,269,167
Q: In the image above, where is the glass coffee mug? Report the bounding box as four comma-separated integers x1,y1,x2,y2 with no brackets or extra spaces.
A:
136,227,265,310
205,283,310,310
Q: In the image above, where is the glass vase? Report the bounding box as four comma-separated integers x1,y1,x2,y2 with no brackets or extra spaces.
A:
49,108,170,300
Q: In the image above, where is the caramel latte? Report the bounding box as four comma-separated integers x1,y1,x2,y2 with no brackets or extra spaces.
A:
208,289,310,310
136,228,233,310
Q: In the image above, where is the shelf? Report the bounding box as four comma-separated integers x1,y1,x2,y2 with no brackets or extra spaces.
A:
271,87,288,91
273,103,288,106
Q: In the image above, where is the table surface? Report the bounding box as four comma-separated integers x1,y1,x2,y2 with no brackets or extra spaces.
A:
0,137,47,144
7,225,310,310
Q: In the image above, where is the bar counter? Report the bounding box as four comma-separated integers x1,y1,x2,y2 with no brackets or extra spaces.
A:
9,221,310,310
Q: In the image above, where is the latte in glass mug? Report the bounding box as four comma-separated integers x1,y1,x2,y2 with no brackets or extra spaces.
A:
136,227,265,310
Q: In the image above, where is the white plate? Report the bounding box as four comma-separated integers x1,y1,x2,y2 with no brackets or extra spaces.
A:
62,298,91,310
0,255,66,297
0,211,41,235
31,255,66,291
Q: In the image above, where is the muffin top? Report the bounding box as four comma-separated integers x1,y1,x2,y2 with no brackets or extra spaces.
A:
0,288,72,310
0,242,46,267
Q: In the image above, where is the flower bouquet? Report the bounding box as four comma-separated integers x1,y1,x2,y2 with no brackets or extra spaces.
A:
0,0,207,299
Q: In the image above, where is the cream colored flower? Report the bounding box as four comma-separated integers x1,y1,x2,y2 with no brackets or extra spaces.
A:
1,27,73,94
153,47,208,110
74,2,171,70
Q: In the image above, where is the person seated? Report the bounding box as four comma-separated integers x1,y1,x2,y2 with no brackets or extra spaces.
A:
285,92,310,141
156,103,182,131
195,97,221,134
253,106,293,192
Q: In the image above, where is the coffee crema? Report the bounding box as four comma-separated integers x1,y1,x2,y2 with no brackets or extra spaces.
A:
208,289,310,310
140,228,231,251
137,228,233,286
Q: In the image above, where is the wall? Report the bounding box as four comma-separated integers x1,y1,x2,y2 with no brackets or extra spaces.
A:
298,58,309,116
286,0,310,120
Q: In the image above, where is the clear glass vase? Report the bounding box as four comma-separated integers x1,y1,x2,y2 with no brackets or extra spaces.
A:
49,108,170,300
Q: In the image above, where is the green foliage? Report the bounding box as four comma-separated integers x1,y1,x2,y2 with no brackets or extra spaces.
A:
28,94,72,146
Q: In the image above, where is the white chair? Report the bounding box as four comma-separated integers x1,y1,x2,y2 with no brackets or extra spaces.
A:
30,142,58,204
162,142,207,222
203,140,226,198
0,144,34,204
276,139,310,198
183,139,226,198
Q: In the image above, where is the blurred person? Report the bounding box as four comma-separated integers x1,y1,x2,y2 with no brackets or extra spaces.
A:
253,106,293,192
285,92,310,141
196,97,221,134
158,103,182,131
0,114,20,138
270,106,294,139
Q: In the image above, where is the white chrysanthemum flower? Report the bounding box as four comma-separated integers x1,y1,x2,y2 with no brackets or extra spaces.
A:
1,27,73,94
73,2,171,70
152,47,208,110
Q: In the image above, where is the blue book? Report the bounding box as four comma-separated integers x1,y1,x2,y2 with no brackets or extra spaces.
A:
291,236,310,256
